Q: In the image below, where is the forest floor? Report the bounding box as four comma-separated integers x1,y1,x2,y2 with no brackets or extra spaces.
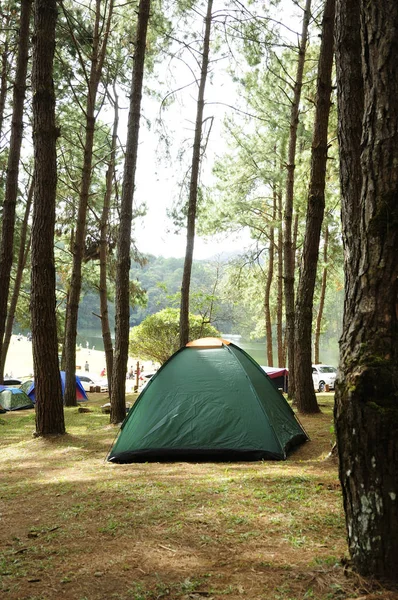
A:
1,394,397,600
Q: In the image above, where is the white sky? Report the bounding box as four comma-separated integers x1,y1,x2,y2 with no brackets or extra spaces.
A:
132,107,253,259
131,87,251,259
130,0,305,259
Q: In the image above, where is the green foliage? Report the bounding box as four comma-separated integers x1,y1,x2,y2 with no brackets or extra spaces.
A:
195,26,344,356
129,255,234,330
129,307,219,364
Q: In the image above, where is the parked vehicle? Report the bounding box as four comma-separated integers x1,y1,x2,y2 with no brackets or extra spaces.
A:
77,374,108,393
3,378,22,387
139,372,157,390
312,364,336,392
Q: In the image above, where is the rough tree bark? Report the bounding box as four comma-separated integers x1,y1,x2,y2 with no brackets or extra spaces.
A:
179,0,213,348
314,226,328,364
110,0,151,424
334,0,398,582
294,0,335,414
0,0,31,384
283,0,312,398
31,0,65,436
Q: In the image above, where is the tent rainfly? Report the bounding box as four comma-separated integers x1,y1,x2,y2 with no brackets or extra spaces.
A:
108,337,308,463
26,371,88,403
262,366,289,393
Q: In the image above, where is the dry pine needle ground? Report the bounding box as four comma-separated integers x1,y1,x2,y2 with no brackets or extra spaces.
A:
0,394,396,600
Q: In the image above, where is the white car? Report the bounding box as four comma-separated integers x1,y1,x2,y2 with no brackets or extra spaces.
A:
77,374,108,393
139,372,157,390
312,364,337,392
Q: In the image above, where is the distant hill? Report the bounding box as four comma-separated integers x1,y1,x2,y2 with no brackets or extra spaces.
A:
77,253,241,332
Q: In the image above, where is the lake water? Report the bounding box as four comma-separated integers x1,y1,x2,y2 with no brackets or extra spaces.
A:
77,330,269,363
77,330,339,368
77,329,111,351
221,335,268,365
235,339,339,367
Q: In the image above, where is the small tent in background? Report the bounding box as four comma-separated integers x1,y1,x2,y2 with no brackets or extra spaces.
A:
0,388,34,411
20,380,34,394
262,367,289,393
108,337,308,463
26,371,88,403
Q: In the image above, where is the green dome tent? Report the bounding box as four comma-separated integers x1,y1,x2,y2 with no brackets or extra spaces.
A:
0,387,34,411
108,338,308,463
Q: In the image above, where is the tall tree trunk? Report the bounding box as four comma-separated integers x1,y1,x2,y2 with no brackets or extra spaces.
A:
31,0,65,436
314,226,329,364
283,0,311,399
110,0,151,425
0,36,10,141
63,0,114,407
0,0,31,384
292,212,299,279
99,86,119,398
0,10,14,197
0,181,33,379
294,0,335,414
60,228,74,371
277,189,284,367
335,0,398,582
179,0,213,348
264,196,275,366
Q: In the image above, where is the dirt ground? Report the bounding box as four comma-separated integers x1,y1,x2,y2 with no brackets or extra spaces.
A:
1,399,397,600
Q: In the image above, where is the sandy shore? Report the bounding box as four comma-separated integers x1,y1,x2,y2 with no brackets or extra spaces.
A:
4,335,156,381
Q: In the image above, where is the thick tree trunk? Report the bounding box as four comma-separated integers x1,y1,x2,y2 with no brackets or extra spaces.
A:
31,0,65,436
283,0,312,398
110,0,151,424
294,0,335,414
99,87,119,398
335,0,398,582
63,0,114,407
314,226,328,364
0,0,31,383
0,181,33,379
179,0,213,348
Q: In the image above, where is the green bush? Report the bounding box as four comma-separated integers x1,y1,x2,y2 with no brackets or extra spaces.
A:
129,307,219,365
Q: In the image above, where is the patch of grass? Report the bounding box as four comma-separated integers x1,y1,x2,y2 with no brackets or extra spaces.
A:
310,555,340,567
127,576,206,599
98,518,123,535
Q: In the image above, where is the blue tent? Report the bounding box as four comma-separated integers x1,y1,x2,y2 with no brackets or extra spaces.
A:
27,371,88,403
